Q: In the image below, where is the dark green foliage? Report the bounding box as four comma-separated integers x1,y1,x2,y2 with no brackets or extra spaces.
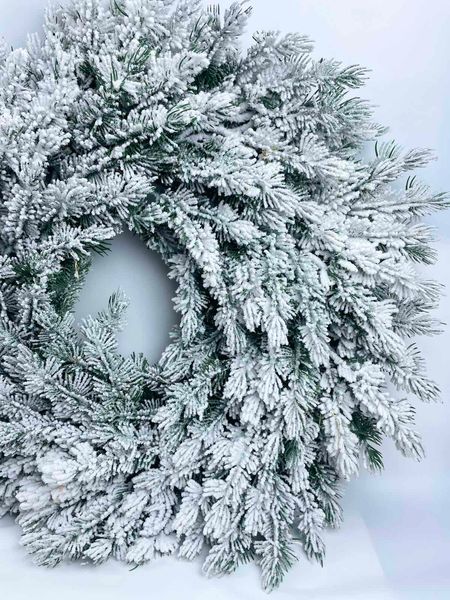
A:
351,411,384,471
48,257,91,315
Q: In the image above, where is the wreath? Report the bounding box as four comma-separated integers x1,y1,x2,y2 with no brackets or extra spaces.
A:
0,0,446,591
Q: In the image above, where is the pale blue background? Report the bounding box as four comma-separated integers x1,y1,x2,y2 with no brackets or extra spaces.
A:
0,2,449,599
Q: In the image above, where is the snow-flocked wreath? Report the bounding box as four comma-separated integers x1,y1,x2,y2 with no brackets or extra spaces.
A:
0,0,447,591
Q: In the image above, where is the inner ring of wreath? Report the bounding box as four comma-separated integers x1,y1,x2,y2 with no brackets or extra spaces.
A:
45,183,226,381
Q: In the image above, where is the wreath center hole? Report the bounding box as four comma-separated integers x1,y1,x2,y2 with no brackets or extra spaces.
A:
73,230,178,363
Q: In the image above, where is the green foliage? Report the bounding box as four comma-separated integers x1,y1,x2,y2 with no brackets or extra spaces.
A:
351,411,384,472
48,257,91,315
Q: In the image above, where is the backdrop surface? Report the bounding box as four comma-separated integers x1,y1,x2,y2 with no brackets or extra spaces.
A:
0,1,449,599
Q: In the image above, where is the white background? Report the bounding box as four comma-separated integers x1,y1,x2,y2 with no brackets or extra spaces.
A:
0,1,449,599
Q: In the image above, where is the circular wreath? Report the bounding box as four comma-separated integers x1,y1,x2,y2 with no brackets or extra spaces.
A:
0,0,446,591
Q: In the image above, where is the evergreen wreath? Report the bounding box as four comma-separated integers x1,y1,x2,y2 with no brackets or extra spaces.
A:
0,0,447,591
